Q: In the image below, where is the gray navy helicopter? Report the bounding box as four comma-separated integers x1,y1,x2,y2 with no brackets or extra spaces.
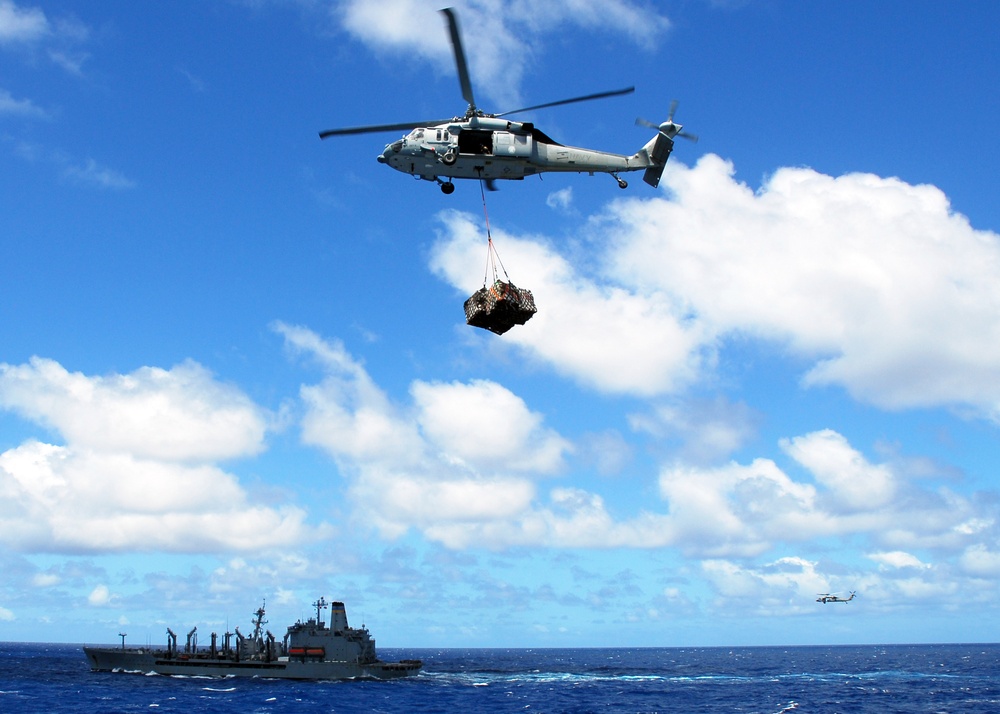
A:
816,591,857,604
319,8,696,194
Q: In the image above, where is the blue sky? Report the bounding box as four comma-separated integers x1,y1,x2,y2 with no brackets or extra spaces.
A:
2,0,1000,649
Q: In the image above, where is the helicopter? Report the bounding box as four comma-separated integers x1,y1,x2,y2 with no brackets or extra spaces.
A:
319,7,696,194
816,591,857,604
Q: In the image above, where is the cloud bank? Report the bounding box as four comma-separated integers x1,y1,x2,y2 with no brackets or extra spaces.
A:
0,358,316,552
431,154,1000,420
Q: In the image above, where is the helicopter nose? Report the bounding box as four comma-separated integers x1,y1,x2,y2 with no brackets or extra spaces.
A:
378,140,403,164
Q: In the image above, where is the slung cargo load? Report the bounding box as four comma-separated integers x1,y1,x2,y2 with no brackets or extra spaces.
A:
465,279,537,335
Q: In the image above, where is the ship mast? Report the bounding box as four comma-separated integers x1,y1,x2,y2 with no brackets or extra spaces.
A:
251,600,267,641
313,597,328,628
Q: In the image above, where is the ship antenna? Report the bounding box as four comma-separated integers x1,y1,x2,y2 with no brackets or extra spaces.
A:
252,599,268,640
313,597,328,627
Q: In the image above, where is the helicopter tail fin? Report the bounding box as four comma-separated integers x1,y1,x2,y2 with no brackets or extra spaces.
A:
639,132,674,188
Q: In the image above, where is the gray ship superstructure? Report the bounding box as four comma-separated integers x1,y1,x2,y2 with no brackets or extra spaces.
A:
84,597,421,680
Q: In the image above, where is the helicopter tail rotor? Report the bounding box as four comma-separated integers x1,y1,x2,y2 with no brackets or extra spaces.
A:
636,100,698,143
636,101,697,188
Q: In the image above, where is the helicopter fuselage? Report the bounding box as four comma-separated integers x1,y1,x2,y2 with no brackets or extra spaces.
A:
376,116,666,189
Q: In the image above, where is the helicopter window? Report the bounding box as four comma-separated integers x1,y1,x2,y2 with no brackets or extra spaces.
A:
458,129,493,155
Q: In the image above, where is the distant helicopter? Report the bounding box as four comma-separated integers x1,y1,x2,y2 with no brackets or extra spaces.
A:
319,8,696,194
816,591,856,604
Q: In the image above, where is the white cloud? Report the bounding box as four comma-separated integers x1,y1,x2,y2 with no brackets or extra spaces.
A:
702,556,827,604
276,322,427,467
278,324,683,550
0,0,49,45
336,0,668,110
411,379,570,474
279,323,1000,560
277,323,577,546
546,187,574,212
868,550,930,570
0,357,269,461
32,572,59,587
0,1,89,73
959,544,1000,577
629,396,760,463
0,605,13,621
88,584,112,606
659,457,823,557
0,357,320,554
575,429,632,476
781,429,896,512
0,439,316,553
430,154,1000,421
0,87,48,118
600,155,1000,417
657,429,999,559
429,210,708,396
62,158,135,190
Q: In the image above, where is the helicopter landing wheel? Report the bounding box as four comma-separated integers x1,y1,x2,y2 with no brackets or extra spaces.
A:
441,181,455,195
442,150,457,166
617,178,628,189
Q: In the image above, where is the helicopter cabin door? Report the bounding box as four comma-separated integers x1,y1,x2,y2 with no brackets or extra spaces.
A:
458,129,493,156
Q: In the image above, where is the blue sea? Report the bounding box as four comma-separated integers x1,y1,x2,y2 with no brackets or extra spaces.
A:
2,642,999,713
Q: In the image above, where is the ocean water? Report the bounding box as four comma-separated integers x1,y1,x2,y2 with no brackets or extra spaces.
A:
2,642,999,713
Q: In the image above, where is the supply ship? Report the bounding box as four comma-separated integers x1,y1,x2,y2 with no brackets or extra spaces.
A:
83,597,421,680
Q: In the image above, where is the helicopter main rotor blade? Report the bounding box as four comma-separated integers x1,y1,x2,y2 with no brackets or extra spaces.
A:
441,8,476,111
319,119,454,139
496,86,635,118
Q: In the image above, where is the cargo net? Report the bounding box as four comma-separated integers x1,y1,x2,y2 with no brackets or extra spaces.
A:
464,273,538,335
463,180,537,335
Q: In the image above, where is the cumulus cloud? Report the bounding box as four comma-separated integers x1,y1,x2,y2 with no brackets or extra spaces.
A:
276,323,1000,563
656,429,996,559
430,155,1000,422
0,357,318,553
0,357,269,461
276,321,579,546
87,584,113,606
781,429,896,512
411,379,570,474
336,0,668,109
429,210,709,396
602,155,1000,416
702,556,827,605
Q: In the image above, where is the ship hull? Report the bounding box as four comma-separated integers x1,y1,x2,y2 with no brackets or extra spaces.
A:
83,647,421,681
